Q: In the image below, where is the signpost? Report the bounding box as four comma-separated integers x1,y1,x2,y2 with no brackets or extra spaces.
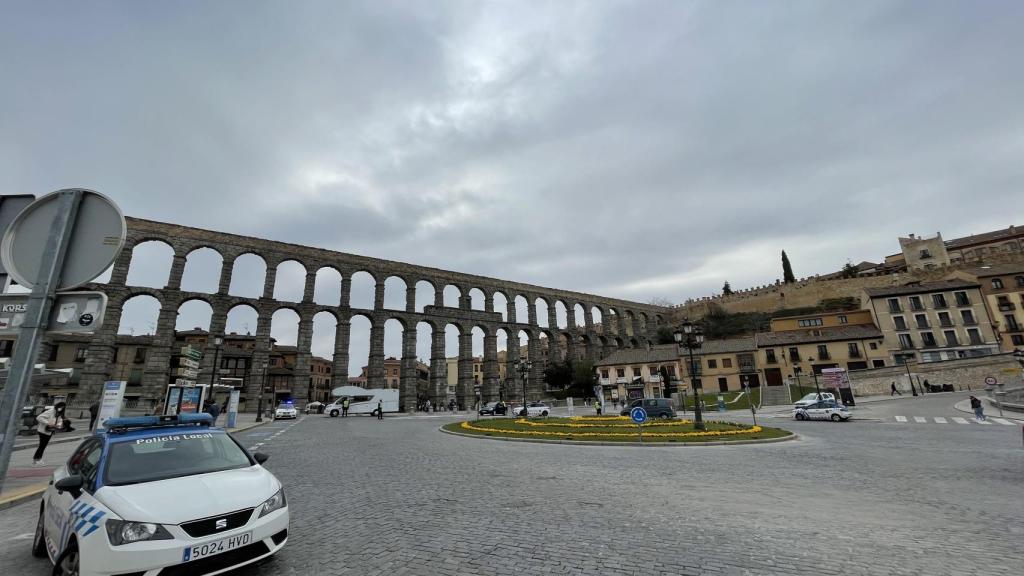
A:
630,406,647,443
180,357,200,370
227,389,240,428
0,189,126,494
96,381,127,429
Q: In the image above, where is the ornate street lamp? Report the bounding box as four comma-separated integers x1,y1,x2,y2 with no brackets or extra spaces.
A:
515,360,533,418
673,319,705,431
208,335,224,389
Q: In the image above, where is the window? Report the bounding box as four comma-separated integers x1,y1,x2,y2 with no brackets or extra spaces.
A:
893,316,908,331
722,358,732,368
898,334,914,349
1005,314,1021,331
616,368,625,378
648,365,658,376
932,294,947,308
134,348,147,364
765,349,777,363
914,314,929,329
888,298,902,313
869,342,878,350
921,332,937,347
74,347,87,362
954,291,970,306
816,345,830,360
47,345,59,361
788,347,800,361
909,296,923,311
919,249,931,259
961,310,976,325
938,311,952,327
847,343,861,358
967,328,982,345
668,365,676,376
992,278,1004,289
633,367,643,377
394,368,400,376
798,318,823,327
601,370,609,379
1012,335,1024,346
718,377,728,392
707,359,717,369
837,315,848,324
944,330,958,346
1016,276,1024,287
872,359,886,368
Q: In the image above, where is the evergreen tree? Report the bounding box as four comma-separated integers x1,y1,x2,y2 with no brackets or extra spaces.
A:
782,250,796,284
722,281,733,295
840,261,858,279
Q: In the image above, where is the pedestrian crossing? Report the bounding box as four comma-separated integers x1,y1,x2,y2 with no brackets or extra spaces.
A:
893,415,1018,425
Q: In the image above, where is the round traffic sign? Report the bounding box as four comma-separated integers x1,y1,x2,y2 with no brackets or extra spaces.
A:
630,406,647,424
984,376,997,386
1,189,126,290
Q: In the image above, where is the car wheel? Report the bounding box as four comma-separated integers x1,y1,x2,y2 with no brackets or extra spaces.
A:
31,504,47,558
541,411,549,417
53,538,79,576
659,413,672,420
329,410,339,417
795,413,806,421
830,414,842,422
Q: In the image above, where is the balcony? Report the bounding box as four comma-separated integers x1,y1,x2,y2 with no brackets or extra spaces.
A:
849,350,862,359
888,305,903,313
910,302,925,311
615,378,628,385
598,378,610,385
817,352,831,361
739,364,757,374
899,341,915,350
649,374,663,383
998,303,1016,312
939,319,954,327
962,319,978,326
916,321,930,329
968,336,983,345
955,297,971,307
788,353,801,362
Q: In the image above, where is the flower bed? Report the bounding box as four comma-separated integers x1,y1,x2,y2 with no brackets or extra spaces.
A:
443,416,791,443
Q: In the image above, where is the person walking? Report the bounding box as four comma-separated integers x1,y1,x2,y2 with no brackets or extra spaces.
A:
890,382,901,396
376,399,384,420
342,397,350,417
33,401,66,467
425,399,432,413
970,396,985,421
205,399,222,425
595,399,602,416
88,401,99,430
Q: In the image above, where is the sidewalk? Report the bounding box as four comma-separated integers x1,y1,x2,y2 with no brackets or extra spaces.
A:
952,397,1024,423
1,411,269,511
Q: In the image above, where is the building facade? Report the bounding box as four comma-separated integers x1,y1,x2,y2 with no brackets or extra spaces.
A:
862,280,1000,364
959,265,1024,351
593,345,682,402
684,338,759,393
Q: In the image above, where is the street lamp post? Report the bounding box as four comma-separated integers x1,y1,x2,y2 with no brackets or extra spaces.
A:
255,361,268,422
515,360,533,418
807,357,822,397
673,320,705,431
208,335,223,389
902,357,918,396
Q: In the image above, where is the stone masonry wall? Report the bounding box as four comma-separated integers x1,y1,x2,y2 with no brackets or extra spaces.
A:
846,354,1022,397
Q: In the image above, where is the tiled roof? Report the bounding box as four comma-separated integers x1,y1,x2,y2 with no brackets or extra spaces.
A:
863,279,978,298
755,325,882,347
695,338,756,355
594,345,680,367
945,225,1022,249
961,264,1024,278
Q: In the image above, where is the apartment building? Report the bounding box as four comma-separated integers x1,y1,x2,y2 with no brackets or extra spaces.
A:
683,337,759,392
593,345,682,403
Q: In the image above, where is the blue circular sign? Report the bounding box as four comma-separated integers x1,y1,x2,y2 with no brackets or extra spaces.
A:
630,406,647,424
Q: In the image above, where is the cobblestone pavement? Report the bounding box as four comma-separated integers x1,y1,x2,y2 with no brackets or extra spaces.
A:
1,394,1022,575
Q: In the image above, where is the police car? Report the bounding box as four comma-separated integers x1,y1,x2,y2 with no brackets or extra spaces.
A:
792,399,852,422
32,413,289,576
274,402,298,420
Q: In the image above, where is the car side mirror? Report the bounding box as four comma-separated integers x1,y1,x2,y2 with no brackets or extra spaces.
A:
55,474,84,497
253,452,270,465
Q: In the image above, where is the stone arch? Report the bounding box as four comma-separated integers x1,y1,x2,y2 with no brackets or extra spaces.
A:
383,318,405,388
180,247,223,294
225,303,259,336
492,290,509,322
383,276,408,311
118,294,161,335
573,303,586,327
513,295,530,324
414,280,437,313
270,307,301,347
591,305,603,327
313,266,342,306
272,260,306,303
349,271,376,309
554,300,568,329
228,253,267,298
175,298,213,332
443,284,462,308
469,288,486,311
126,240,174,288
348,313,373,377
534,297,550,328
311,311,337,359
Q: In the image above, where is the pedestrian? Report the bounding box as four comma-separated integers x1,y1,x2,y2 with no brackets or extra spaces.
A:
970,396,985,421
923,379,932,393
376,399,384,420
425,399,432,413
342,397,350,417
595,400,602,416
88,401,99,430
33,401,66,467
204,399,222,425
890,382,901,397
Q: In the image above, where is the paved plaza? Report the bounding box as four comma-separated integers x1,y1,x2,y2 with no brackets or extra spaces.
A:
1,392,1022,575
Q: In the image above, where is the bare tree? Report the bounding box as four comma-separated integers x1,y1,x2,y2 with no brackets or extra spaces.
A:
648,296,675,307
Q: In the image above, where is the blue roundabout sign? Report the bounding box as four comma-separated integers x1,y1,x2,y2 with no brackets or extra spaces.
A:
630,406,648,424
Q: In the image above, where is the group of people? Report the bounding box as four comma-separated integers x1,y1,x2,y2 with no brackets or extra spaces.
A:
416,399,459,412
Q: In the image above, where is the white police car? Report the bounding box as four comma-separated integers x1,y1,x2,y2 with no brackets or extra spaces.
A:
792,399,852,422
274,402,298,420
32,413,289,576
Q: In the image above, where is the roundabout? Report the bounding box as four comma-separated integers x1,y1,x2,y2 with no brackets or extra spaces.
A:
441,415,794,445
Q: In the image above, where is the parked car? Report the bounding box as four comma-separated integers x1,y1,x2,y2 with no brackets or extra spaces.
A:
793,400,851,422
619,398,676,419
304,401,324,414
793,392,836,408
509,402,551,417
478,401,508,416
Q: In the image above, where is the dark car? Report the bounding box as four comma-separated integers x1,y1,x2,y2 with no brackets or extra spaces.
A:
479,401,508,416
619,398,676,419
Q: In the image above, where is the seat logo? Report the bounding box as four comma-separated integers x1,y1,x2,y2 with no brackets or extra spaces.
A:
215,518,228,530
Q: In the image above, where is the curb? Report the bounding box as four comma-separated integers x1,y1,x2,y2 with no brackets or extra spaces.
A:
0,482,47,512
953,399,1024,423
438,426,798,447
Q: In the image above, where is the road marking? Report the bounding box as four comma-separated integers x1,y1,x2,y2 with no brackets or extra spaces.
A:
895,416,907,423
6,533,34,541
989,417,1015,426
933,417,947,424
952,417,969,424
975,418,992,425
913,416,927,423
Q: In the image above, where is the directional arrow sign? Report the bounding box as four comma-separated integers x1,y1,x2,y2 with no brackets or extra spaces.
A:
179,358,200,369
177,368,198,379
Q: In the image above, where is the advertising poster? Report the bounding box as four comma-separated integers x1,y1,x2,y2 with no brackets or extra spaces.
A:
180,387,203,413
227,390,240,428
165,387,182,415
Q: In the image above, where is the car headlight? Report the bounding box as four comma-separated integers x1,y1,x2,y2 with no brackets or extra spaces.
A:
258,488,287,518
105,520,173,546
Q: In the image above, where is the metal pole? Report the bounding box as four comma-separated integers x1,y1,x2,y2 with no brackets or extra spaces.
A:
688,342,704,430
904,360,918,396
0,191,82,493
812,370,821,397
255,363,266,422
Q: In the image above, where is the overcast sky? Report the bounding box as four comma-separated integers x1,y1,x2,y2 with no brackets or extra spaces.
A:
3,1,1023,372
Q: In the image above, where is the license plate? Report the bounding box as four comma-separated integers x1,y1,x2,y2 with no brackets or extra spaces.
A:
182,531,253,562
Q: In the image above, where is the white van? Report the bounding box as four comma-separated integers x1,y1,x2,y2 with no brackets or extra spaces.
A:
325,385,399,416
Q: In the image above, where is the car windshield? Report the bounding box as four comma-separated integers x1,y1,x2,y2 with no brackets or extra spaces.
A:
105,431,252,486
